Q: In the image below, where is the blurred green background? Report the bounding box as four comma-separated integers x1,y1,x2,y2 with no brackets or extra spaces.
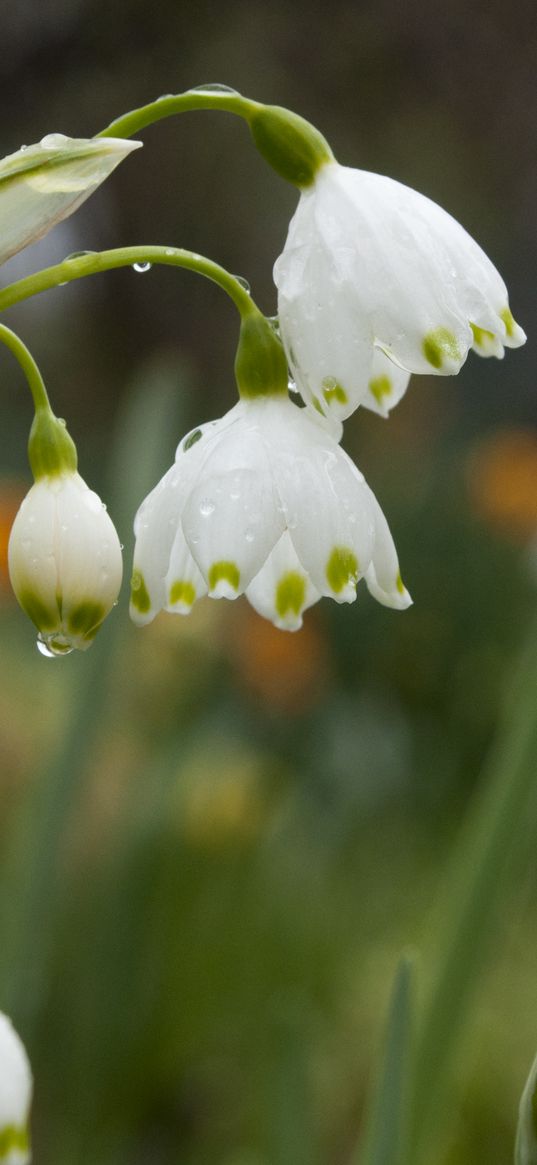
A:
0,2,536,1162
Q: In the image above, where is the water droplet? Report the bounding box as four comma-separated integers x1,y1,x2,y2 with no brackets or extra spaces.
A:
288,377,297,393
165,248,175,256
63,250,96,262
245,528,255,543
190,83,240,95
36,632,74,657
120,543,124,551
40,132,68,150
233,275,251,294
20,144,28,152
199,499,215,517
132,261,152,274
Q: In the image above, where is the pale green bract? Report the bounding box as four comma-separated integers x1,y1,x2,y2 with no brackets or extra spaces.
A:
130,394,412,632
0,133,140,266
0,1013,32,1164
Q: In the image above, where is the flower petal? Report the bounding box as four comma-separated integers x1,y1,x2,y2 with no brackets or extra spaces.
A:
265,404,376,601
8,480,61,631
164,525,208,614
54,474,123,645
246,530,320,630
364,488,413,610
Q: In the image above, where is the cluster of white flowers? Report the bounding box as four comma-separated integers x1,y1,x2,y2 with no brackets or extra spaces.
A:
130,159,524,632
4,116,525,646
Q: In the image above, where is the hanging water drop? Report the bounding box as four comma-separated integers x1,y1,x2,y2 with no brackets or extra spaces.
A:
132,261,152,274
36,632,74,658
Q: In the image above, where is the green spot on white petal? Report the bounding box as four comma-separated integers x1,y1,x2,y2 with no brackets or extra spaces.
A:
322,377,348,405
275,572,306,619
0,1124,30,1158
368,375,392,405
470,322,495,348
423,327,461,369
311,395,325,416
169,579,196,607
500,306,516,338
326,547,359,594
130,569,151,614
67,599,106,636
17,587,59,631
396,572,405,596
208,560,240,593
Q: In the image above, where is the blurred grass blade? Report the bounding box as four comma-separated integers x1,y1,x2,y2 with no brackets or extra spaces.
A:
515,1052,537,1165
358,953,416,1165
410,619,537,1162
0,353,188,1033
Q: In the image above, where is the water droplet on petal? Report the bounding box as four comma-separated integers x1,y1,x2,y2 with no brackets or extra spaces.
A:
288,377,297,393
132,261,152,274
40,132,69,149
199,499,216,517
245,528,255,543
20,144,28,152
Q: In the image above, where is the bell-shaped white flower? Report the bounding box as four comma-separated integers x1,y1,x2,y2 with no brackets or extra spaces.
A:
130,395,411,632
274,160,526,423
0,133,140,267
9,470,123,655
0,1011,32,1164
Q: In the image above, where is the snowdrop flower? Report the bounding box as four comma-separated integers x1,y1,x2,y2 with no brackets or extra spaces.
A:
130,394,411,632
9,468,123,655
0,1011,32,1164
0,133,140,266
274,160,526,423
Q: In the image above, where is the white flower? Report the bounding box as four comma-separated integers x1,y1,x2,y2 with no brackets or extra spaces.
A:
8,471,123,655
0,133,140,266
274,160,526,422
0,1011,32,1164
130,395,411,632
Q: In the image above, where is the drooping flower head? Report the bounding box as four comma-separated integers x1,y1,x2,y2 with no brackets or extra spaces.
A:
8,409,122,655
0,1011,32,1164
274,160,526,423
130,393,411,632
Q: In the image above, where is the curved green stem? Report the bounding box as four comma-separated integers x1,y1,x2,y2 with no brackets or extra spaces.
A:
0,322,50,412
97,88,260,140
0,245,256,318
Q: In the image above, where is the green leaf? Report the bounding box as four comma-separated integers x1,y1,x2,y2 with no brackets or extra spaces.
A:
358,953,416,1165
515,1052,537,1165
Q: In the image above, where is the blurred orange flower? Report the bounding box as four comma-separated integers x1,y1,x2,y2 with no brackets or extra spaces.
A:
227,600,330,714
0,481,26,595
466,428,537,541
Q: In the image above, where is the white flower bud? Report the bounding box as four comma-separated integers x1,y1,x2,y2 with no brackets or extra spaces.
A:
8,470,123,655
0,1012,32,1164
0,134,141,266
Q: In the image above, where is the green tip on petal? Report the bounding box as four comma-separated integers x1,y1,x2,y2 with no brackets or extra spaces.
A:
470,322,495,348
322,377,348,406
326,547,359,594
208,560,240,595
182,429,203,452
130,569,151,614
368,375,392,405
500,306,516,338
0,1124,30,1158
396,572,406,596
275,571,306,619
169,580,196,607
422,327,461,370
